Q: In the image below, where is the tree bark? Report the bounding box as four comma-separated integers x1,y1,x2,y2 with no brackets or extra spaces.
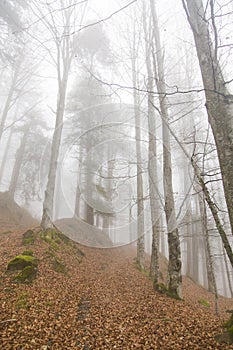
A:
142,3,160,285
198,191,216,293
150,0,182,298
0,127,14,185
8,125,29,199
131,23,145,270
41,79,68,229
0,62,20,142
183,0,233,236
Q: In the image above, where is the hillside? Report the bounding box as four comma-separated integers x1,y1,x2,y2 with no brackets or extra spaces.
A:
0,192,38,231
55,217,113,248
0,203,232,349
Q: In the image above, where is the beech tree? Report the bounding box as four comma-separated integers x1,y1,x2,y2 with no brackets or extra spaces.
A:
150,0,182,298
142,2,160,286
182,0,233,237
29,0,86,229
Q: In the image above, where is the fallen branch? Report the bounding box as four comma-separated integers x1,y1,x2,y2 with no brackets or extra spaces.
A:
0,319,17,324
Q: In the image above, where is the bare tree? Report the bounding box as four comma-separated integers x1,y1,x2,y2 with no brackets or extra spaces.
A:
150,0,182,298
142,2,160,286
34,1,84,229
182,0,233,237
131,20,145,270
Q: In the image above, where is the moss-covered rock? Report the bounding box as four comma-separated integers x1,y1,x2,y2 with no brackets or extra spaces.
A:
40,228,61,250
198,298,210,308
52,257,67,274
7,254,38,271
225,313,233,343
14,265,38,284
216,312,233,345
22,229,36,245
22,250,33,256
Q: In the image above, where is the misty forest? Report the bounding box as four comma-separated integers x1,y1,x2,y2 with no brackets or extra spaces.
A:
0,0,233,349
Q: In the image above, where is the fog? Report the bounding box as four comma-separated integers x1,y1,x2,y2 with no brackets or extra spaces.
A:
0,0,232,297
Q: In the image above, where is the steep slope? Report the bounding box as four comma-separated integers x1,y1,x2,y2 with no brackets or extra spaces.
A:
0,192,38,231
55,217,113,248
0,223,232,349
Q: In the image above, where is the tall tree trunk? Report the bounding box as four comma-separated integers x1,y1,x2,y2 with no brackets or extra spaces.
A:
150,0,182,298
0,62,20,142
142,3,160,285
223,248,233,298
185,207,193,278
198,191,216,293
132,61,145,270
41,5,73,230
130,22,145,269
0,127,14,185
8,125,29,199
41,75,69,229
183,0,233,236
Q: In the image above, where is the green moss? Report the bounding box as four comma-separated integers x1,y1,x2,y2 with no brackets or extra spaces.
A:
52,257,67,274
22,229,36,245
22,250,33,256
156,283,168,293
15,292,29,310
15,299,29,309
217,313,233,344
225,314,233,329
224,313,233,339
14,265,37,284
155,283,182,300
40,228,60,250
41,229,84,262
7,254,38,271
229,325,233,340
198,298,210,307
56,231,71,244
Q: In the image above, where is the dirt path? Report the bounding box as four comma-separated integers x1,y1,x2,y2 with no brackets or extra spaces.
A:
0,226,233,349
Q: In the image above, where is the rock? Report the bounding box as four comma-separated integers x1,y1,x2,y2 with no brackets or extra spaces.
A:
7,254,38,271
22,229,36,245
14,265,38,284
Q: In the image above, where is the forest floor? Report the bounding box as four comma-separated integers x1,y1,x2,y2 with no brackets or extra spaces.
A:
0,196,233,349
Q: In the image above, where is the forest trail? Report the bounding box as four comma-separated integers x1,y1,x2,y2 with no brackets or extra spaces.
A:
0,215,233,350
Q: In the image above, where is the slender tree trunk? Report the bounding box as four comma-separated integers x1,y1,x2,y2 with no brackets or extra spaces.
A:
192,157,233,267
130,23,145,269
85,203,94,225
41,74,69,229
41,6,73,229
8,126,29,199
150,0,182,298
0,128,14,185
84,149,94,225
185,207,193,278
223,248,233,298
143,4,160,285
0,62,20,142
132,62,145,270
74,176,81,218
183,0,233,236
198,192,216,292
